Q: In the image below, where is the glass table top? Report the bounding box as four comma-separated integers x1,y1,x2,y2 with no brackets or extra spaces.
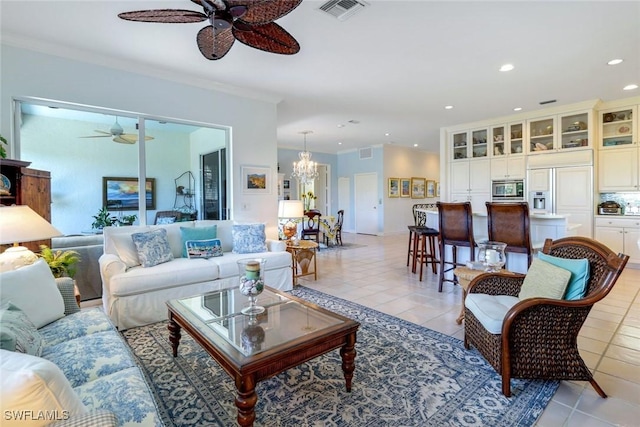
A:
168,286,345,357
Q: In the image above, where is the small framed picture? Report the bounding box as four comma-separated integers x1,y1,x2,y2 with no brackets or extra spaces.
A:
241,166,271,194
400,178,411,198
435,181,440,197
426,180,436,198
283,180,290,189
388,177,400,198
410,177,426,199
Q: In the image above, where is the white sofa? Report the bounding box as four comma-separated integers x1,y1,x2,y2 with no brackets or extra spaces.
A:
99,220,293,330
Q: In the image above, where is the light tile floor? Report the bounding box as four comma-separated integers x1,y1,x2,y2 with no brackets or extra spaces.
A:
299,232,640,427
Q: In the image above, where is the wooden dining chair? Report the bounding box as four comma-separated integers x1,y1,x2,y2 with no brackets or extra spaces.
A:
485,202,533,268
301,210,322,247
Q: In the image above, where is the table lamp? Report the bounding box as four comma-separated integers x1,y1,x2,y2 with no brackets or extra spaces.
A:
0,205,62,272
278,200,304,241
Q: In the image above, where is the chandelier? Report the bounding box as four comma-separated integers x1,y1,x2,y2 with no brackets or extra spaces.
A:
291,131,318,185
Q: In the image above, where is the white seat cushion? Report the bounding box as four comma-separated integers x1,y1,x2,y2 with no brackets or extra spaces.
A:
465,293,520,334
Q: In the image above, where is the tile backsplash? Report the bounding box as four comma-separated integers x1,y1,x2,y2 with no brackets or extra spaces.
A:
599,193,640,215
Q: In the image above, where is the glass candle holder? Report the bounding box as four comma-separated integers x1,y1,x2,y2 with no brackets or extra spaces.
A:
476,241,507,272
237,258,267,315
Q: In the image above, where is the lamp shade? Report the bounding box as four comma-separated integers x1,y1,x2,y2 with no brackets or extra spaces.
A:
0,205,62,245
278,200,304,218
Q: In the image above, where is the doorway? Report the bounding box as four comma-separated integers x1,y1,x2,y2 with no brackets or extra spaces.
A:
355,172,378,235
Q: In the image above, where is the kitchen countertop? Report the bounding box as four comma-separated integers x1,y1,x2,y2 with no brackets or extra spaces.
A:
419,209,570,220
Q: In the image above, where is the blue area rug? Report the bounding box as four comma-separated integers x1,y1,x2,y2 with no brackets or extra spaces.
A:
122,287,558,426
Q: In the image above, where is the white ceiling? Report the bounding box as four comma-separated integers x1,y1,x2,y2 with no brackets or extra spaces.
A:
2,1,639,154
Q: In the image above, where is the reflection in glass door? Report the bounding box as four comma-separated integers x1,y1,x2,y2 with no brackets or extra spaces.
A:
202,149,227,220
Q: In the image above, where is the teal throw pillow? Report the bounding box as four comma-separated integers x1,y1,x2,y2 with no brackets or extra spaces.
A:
131,228,174,268
180,226,217,258
0,302,45,356
232,223,267,254
538,252,590,300
519,258,571,301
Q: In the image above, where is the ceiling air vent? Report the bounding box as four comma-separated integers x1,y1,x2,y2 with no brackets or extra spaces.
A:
359,147,373,159
319,0,368,21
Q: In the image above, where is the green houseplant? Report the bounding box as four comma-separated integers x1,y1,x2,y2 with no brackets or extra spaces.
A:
0,134,7,159
118,214,137,226
38,245,81,278
91,207,117,230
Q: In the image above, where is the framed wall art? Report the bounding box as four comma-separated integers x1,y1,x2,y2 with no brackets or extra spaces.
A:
435,181,440,197
242,166,271,194
388,177,400,198
426,180,436,198
103,177,155,211
410,177,426,199
400,178,411,198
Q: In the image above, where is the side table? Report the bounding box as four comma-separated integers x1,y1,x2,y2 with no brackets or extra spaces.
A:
286,240,318,286
453,267,515,325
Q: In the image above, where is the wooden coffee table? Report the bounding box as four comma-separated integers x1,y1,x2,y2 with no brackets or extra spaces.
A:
166,286,360,427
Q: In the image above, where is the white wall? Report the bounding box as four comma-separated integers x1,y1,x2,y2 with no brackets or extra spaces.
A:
1,44,281,237
383,144,440,235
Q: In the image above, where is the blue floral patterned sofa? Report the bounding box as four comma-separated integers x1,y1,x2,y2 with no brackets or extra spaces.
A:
0,259,163,427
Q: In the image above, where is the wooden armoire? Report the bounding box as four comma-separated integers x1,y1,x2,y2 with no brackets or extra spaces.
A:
0,159,52,251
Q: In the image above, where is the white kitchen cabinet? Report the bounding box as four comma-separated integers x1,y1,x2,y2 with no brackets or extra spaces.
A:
450,158,490,213
490,156,525,180
527,168,550,192
451,128,489,161
595,217,640,263
598,147,639,191
599,105,636,149
528,110,592,154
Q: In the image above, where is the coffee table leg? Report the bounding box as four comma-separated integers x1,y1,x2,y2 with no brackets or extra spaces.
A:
235,375,257,427
339,332,357,392
168,314,181,358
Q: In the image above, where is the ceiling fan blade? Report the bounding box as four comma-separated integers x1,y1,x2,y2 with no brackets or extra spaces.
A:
113,136,136,144
235,0,302,25
118,9,207,23
232,22,299,55
190,0,227,11
197,26,235,60
79,135,111,138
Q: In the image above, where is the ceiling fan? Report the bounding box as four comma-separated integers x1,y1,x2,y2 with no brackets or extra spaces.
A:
118,0,302,60
79,118,154,144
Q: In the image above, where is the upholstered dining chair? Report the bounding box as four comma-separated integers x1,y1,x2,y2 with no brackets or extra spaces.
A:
301,209,322,247
485,202,533,268
436,202,475,292
464,236,629,397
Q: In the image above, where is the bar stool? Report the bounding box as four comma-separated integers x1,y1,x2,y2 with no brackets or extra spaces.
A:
436,201,476,292
406,204,428,271
416,227,439,281
485,202,533,268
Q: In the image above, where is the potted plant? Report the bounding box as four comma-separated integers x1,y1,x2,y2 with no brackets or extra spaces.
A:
118,214,137,226
38,245,81,278
91,206,117,231
0,134,7,159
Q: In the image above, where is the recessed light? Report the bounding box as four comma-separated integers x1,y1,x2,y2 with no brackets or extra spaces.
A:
413,143,419,147
445,105,453,110
607,59,623,65
623,84,638,91
337,141,342,145
384,132,390,137
513,107,522,111
499,64,514,72
337,124,345,128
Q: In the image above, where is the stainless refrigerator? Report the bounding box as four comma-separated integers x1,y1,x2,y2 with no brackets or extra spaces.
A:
527,150,593,237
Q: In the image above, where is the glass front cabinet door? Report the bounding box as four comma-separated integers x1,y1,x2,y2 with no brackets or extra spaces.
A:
490,125,506,156
471,128,488,158
600,106,636,149
560,111,590,150
528,116,555,153
508,122,524,155
451,131,469,160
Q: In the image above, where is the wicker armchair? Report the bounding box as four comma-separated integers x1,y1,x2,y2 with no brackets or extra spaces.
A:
464,236,629,397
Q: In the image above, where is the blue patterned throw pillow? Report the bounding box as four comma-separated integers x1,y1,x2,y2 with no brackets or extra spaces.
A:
0,302,45,356
232,223,267,254
131,228,174,268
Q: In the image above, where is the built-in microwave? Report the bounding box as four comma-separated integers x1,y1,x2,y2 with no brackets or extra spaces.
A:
491,180,525,202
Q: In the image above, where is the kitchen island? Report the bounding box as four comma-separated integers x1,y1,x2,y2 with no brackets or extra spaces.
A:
420,209,578,274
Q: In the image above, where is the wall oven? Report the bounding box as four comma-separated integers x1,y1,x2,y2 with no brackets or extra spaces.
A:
491,180,525,202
